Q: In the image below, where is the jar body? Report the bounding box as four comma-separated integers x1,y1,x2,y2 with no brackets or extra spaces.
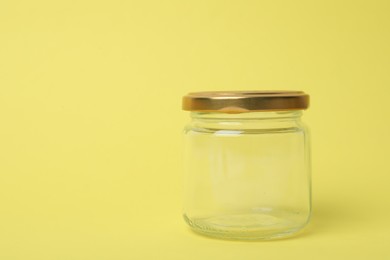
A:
183,111,311,240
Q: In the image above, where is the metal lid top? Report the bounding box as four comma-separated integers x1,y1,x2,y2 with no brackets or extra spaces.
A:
182,91,309,113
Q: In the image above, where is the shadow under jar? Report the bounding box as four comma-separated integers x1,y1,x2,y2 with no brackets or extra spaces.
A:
182,91,311,240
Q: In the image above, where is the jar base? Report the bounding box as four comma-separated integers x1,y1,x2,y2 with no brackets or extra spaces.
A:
184,212,308,240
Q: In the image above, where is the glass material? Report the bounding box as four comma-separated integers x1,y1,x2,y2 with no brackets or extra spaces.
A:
183,111,311,240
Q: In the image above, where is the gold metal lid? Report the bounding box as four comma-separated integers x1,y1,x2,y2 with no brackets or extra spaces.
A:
182,91,309,113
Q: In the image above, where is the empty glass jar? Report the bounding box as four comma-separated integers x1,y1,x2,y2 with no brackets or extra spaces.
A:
182,91,311,240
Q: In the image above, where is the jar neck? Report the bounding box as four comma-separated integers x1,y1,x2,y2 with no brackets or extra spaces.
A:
191,110,303,120
188,110,304,132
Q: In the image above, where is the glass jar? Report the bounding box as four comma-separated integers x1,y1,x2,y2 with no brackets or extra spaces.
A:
182,91,311,240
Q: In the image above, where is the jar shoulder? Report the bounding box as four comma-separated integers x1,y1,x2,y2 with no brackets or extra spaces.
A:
184,119,309,135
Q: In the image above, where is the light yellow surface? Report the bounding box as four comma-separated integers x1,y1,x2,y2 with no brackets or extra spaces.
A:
0,0,389,259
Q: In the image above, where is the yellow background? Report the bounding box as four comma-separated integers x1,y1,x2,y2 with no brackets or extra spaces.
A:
0,0,389,259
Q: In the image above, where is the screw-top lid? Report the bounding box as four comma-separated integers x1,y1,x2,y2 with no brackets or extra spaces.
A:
182,91,309,113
